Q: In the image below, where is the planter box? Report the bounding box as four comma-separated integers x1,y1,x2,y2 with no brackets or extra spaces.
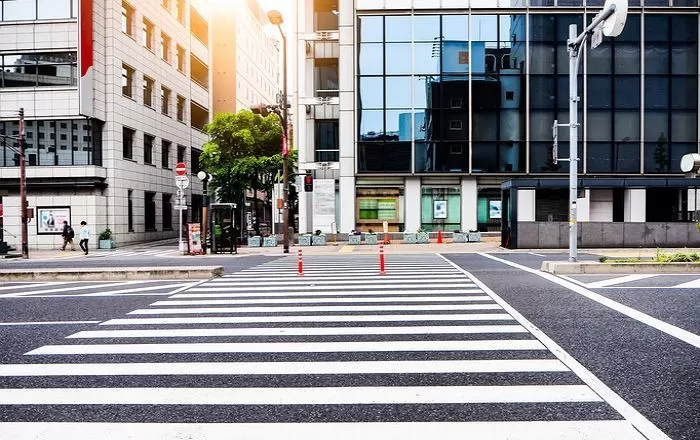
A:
365,234,378,245
98,239,114,249
403,233,417,244
298,235,312,246
348,234,361,245
312,234,326,246
416,232,430,243
453,232,468,243
262,236,277,247
468,231,482,242
248,236,261,247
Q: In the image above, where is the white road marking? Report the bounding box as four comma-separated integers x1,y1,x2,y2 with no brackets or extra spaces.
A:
0,280,167,298
671,278,700,288
127,304,503,315
0,321,101,327
0,282,64,292
100,314,516,326
0,385,601,405
171,289,481,298
208,278,468,286
225,269,458,276
152,296,491,306
528,252,546,257
0,420,648,440
187,283,473,292
558,275,590,287
26,339,546,355
585,274,657,288
81,283,194,296
219,273,462,280
66,325,527,339
0,359,568,376
468,252,674,440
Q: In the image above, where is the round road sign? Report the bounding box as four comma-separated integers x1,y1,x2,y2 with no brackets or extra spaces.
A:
175,162,187,176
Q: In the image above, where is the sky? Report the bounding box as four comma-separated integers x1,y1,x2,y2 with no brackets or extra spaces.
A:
257,0,295,35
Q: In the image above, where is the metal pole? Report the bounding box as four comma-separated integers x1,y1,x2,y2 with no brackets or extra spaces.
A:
178,189,184,254
201,178,208,254
568,25,579,262
279,24,290,254
18,108,28,259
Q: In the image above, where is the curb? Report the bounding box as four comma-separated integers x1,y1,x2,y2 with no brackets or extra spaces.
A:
0,266,224,281
541,261,700,274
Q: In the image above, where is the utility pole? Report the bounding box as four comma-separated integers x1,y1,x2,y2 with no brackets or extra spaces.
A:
18,108,28,259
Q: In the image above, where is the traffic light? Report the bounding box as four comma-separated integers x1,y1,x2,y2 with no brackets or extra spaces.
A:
304,172,313,192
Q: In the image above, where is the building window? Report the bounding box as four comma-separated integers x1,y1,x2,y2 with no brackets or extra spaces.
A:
162,0,170,11
314,59,339,98
142,18,155,51
190,101,209,131
127,190,134,231
176,45,186,72
145,191,156,231
144,134,154,164
162,193,173,230
190,54,209,89
450,98,463,109
122,63,134,98
0,52,77,88
161,140,171,168
143,76,154,107
191,148,202,174
161,86,171,115
177,145,186,163
176,0,185,24
176,95,186,122
160,32,171,63
123,126,134,159
314,120,339,162
191,7,209,46
449,120,463,130
121,1,135,36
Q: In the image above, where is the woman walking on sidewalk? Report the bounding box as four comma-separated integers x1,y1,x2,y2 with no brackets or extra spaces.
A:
79,221,91,255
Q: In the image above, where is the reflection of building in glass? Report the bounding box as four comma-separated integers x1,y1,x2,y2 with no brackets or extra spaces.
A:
294,3,700,244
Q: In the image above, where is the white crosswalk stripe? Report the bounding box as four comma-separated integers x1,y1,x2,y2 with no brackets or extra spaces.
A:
0,254,646,439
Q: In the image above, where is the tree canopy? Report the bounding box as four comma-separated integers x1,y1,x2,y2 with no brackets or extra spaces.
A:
200,109,294,205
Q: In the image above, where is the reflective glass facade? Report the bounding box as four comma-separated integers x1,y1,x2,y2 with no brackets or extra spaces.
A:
357,12,699,175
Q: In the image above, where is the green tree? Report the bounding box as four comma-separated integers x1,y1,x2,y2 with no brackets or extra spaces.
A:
200,110,296,236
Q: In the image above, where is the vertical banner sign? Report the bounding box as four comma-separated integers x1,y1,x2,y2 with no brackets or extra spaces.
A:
312,179,335,233
78,0,94,117
187,223,203,255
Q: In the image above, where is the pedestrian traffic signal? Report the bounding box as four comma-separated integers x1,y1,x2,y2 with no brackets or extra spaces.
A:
304,173,313,192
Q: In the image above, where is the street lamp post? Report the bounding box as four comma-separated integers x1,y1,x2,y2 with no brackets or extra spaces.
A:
18,108,28,259
555,0,628,262
268,10,290,254
197,171,212,254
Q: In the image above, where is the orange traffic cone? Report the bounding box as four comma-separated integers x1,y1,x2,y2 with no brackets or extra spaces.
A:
437,230,443,244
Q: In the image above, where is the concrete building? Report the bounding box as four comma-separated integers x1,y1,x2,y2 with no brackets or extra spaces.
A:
294,0,700,247
0,0,211,250
211,0,279,114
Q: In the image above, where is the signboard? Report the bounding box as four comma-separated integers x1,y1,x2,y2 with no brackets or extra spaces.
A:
187,223,203,255
175,176,190,189
175,162,187,176
433,200,447,219
36,207,71,234
312,179,336,233
489,200,502,219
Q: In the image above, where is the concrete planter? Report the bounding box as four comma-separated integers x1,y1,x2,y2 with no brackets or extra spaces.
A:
312,234,326,246
248,236,261,247
262,236,277,247
454,232,468,243
403,232,417,244
416,232,430,243
348,235,361,245
98,239,114,249
365,234,378,245
298,235,312,246
468,232,482,242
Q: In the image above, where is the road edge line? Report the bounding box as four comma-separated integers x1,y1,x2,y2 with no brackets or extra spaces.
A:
437,253,668,440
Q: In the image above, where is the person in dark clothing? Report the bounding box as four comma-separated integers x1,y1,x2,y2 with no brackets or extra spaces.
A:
61,220,76,251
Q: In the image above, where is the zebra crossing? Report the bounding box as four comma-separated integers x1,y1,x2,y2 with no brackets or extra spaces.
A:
0,280,196,298
0,255,649,439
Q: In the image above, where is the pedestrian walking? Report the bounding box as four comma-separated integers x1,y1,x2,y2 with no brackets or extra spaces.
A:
60,220,76,251
78,221,90,255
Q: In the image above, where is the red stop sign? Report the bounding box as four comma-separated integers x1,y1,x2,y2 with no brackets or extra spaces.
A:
175,162,187,176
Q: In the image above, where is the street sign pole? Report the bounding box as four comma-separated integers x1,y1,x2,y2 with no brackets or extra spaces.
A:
174,164,188,254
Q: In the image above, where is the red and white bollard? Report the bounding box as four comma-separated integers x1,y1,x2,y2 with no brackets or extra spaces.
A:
379,244,386,275
297,249,304,276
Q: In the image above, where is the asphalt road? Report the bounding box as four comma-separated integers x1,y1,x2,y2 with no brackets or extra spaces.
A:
0,252,697,439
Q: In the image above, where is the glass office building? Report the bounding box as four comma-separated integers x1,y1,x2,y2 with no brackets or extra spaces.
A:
294,1,699,237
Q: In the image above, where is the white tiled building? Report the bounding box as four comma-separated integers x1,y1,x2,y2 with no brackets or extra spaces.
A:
0,0,211,250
